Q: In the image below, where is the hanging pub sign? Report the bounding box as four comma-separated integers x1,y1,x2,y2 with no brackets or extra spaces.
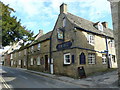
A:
56,41,72,50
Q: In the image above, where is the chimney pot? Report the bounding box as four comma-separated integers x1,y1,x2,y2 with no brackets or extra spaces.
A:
60,3,67,14
102,22,108,28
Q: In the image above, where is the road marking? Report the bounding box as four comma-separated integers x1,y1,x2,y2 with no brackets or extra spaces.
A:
19,75,28,79
0,77,11,89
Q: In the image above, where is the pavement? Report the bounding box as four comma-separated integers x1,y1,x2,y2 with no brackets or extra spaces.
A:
18,67,119,88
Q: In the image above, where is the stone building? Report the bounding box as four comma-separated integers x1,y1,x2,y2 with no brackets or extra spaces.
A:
50,3,117,78
27,30,52,73
108,0,120,85
3,3,118,78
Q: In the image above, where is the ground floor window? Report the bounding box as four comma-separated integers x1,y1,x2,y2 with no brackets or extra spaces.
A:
102,54,107,64
88,53,95,64
31,58,33,65
64,53,71,64
14,61,16,65
80,52,86,64
18,60,21,65
24,59,26,66
112,55,116,63
11,60,13,66
37,56,40,65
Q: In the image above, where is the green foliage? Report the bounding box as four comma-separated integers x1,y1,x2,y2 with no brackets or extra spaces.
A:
0,1,34,46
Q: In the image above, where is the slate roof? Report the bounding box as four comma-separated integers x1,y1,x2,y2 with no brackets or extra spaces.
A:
66,12,114,38
28,31,52,47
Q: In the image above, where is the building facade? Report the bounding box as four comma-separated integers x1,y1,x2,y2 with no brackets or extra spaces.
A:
3,3,118,78
49,3,117,78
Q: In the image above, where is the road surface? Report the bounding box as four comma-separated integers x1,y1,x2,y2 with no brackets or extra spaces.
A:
0,66,81,88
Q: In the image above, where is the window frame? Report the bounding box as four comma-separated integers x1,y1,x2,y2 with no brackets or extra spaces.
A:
88,34,95,45
88,53,96,64
102,54,107,64
38,43,41,50
64,53,71,65
98,22,103,31
31,58,33,65
37,56,40,65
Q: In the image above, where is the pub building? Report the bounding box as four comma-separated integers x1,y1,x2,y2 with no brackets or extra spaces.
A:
6,3,117,78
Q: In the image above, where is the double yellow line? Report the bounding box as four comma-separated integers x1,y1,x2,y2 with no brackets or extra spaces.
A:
0,76,11,89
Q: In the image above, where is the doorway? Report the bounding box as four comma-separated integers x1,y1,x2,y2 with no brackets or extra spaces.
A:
45,55,48,71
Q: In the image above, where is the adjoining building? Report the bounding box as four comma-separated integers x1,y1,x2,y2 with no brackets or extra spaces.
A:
108,0,120,85
3,3,118,78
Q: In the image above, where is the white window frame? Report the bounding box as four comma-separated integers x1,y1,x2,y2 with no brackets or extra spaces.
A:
31,58,33,65
64,53,71,65
11,60,13,66
110,40,115,47
19,60,21,65
14,61,16,65
88,34,95,45
31,46,34,53
63,18,66,27
38,43,40,50
102,54,107,64
98,22,103,31
37,56,40,65
10,54,13,59
88,53,95,64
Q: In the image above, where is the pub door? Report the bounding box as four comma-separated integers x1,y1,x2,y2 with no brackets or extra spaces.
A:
45,55,48,71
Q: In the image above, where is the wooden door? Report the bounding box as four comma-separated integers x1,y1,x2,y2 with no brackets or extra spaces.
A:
45,55,48,71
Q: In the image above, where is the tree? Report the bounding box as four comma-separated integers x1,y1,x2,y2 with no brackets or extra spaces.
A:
0,1,34,47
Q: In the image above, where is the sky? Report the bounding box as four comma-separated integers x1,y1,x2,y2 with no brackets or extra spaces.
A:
1,0,112,36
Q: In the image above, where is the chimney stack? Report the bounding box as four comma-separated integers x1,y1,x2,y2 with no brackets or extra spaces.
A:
39,30,43,35
102,22,108,28
60,3,67,14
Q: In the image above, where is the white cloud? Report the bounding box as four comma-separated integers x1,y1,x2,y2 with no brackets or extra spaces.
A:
1,0,112,34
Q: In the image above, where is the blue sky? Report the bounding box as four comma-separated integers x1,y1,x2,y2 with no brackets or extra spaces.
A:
1,0,112,35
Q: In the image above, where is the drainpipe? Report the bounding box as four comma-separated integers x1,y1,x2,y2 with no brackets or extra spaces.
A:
105,37,110,68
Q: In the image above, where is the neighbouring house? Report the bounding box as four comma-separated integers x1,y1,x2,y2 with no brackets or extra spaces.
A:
27,30,52,73
49,3,117,78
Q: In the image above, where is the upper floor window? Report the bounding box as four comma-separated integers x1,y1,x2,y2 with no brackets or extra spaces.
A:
57,29,64,40
64,53,71,65
31,46,34,53
110,39,115,47
15,53,16,57
88,53,96,64
98,22,103,31
88,34,94,45
24,49,27,55
38,43,40,50
63,18,66,27
10,54,13,59
19,52,21,56
102,54,107,64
